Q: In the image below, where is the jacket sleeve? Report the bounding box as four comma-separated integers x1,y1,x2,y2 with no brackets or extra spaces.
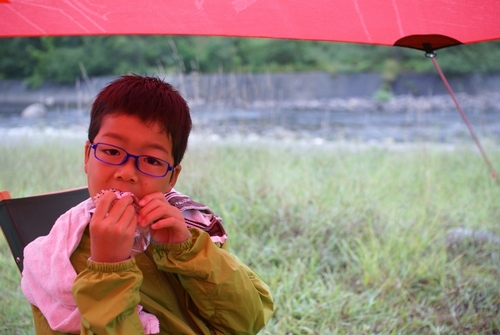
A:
72,258,145,335
152,228,274,334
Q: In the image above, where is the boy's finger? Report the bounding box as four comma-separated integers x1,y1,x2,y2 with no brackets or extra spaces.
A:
137,198,177,227
94,193,134,220
108,196,134,215
138,191,164,207
120,203,139,229
92,191,117,219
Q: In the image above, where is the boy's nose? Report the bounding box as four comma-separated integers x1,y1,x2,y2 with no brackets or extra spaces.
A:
114,157,139,182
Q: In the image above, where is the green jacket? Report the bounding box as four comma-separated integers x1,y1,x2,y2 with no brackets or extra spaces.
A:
31,227,274,334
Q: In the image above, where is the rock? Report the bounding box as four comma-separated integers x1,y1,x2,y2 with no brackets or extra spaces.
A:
21,102,46,118
44,96,55,106
446,228,500,248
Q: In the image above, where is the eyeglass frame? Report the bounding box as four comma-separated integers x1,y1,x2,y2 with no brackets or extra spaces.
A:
90,142,175,178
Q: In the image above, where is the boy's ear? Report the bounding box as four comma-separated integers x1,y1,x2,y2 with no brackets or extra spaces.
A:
168,165,182,189
84,141,91,174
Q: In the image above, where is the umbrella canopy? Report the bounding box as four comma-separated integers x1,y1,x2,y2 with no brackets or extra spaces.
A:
1,0,500,51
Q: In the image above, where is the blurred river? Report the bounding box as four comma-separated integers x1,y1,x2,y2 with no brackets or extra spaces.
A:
1,102,499,146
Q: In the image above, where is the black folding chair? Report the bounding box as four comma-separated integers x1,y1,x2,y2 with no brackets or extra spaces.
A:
0,187,89,273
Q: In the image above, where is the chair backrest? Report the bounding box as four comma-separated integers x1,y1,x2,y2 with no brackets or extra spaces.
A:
0,187,89,273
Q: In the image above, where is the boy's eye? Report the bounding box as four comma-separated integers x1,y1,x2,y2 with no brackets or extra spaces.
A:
143,156,162,166
103,148,121,156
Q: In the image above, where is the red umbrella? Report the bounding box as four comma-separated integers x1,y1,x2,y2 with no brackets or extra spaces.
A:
1,0,500,177
1,0,499,51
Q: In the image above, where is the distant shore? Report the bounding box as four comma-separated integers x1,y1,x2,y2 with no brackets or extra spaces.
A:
1,72,500,116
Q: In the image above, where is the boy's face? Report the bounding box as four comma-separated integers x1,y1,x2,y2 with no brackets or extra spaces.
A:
84,113,181,200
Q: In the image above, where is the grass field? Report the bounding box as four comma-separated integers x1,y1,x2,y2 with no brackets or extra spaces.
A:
1,135,499,334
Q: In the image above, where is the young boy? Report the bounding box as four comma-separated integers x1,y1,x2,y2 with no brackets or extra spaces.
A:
21,75,274,334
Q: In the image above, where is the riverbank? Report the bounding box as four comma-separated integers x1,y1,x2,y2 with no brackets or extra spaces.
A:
1,71,500,115
2,72,500,146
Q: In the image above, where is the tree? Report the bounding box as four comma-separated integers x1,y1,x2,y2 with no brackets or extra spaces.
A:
0,36,498,87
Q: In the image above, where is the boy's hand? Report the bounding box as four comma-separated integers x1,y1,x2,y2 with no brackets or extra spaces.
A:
138,192,190,244
90,192,137,262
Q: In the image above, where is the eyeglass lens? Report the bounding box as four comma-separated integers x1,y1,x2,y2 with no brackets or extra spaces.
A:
93,143,171,177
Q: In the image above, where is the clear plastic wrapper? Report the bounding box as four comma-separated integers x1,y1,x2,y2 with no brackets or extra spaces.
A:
131,224,151,254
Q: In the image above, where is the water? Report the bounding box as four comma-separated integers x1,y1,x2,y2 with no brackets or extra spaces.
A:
190,106,499,144
1,103,499,145
0,106,90,145
0,105,89,129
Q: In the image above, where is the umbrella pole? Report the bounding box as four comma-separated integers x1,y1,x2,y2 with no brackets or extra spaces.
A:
426,51,498,182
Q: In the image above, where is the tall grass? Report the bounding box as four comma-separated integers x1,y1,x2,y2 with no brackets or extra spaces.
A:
1,137,499,334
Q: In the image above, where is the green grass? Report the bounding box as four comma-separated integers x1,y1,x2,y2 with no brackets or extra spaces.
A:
1,137,500,334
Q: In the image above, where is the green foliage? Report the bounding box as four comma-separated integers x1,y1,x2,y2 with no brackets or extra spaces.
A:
434,42,500,75
0,237,33,335
381,58,401,82
1,36,499,87
373,86,394,102
0,37,41,79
